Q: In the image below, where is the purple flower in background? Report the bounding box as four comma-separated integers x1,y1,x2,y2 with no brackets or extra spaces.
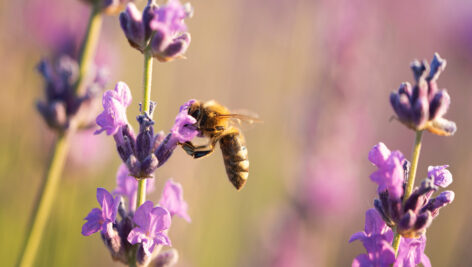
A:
428,165,452,188
394,235,431,267
113,164,155,211
159,179,191,222
349,209,395,267
390,53,456,136
36,55,108,132
95,81,132,136
82,188,120,237
369,143,405,200
127,201,172,256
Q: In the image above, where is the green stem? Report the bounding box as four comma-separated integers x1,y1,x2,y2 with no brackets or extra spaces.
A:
129,50,154,267
17,6,104,266
142,50,154,115
403,130,423,203
392,130,424,256
76,4,103,95
16,134,70,267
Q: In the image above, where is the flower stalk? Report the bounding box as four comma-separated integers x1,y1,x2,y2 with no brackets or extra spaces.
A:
16,133,70,267
76,4,103,94
17,6,104,266
392,130,424,255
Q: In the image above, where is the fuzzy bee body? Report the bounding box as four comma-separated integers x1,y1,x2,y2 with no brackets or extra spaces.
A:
181,100,257,190
219,131,249,190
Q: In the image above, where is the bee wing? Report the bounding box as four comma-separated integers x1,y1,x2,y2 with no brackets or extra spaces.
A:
216,113,262,131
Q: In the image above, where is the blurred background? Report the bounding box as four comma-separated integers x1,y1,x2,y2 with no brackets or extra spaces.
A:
1,0,472,266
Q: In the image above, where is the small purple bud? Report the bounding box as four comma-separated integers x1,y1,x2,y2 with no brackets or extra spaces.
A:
398,210,416,232
143,2,158,40
101,230,127,264
163,33,191,58
429,90,450,120
139,154,159,177
428,165,452,188
120,3,146,51
410,59,428,83
427,52,447,82
155,133,178,167
153,130,167,151
136,116,155,161
390,92,412,123
422,191,455,217
413,211,433,233
115,125,137,162
412,97,429,128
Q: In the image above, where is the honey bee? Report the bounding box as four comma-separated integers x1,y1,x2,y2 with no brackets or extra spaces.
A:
180,100,259,190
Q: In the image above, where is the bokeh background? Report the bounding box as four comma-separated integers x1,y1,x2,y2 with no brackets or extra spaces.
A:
1,0,472,266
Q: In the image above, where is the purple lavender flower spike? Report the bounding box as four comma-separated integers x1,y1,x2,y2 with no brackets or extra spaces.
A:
394,235,431,267
82,188,120,237
349,209,395,267
159,179,191,222
369,143,405,200
127,201,172,256
114,164,155,211
427,165,452,188
390,53,456,136
95,81,132,136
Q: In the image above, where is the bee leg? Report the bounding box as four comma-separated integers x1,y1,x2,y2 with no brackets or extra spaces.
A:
181,141,217,159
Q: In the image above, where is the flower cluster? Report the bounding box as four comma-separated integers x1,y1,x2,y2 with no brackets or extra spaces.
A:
82,168,190,266
95,81,198,178
36,55,108,132
120,0,192,62
351,54,456,266
390,53,456,136
370,143,454,238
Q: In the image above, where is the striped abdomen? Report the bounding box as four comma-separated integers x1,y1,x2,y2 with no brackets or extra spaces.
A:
219,131,249,190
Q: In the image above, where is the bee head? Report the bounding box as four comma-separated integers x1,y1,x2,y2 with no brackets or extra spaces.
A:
188,101,202,122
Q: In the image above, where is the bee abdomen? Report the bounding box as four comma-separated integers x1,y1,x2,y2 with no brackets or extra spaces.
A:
219,132,249,190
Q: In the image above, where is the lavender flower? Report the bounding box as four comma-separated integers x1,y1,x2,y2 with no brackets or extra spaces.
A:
428,165,452,188
369,142,405,200
349,209,395,267
36,55,107,132
127,201,172,256
120,0,192,62
369,143,455,238
95,82,198,178
394,235,431,267
95,81,132,136
114,163,155,211
390,53,456,136
82,188,120,237
159,179,191,222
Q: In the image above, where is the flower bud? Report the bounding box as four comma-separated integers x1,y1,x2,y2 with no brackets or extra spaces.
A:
154,249,179,267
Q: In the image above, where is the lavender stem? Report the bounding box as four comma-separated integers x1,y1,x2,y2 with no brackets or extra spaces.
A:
392,130,424,255
16,134,70,267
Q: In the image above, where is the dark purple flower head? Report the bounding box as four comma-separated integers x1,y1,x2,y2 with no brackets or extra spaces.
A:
390,53,456,136
159,179,191,222
120,0,192,62
428,165,452,188
82,188,120,237
95,81,132,135
369,143,405,200
394,235,431,267
349,209,395,267
36,55,107,132
113,164,155,211
127,201,172,256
